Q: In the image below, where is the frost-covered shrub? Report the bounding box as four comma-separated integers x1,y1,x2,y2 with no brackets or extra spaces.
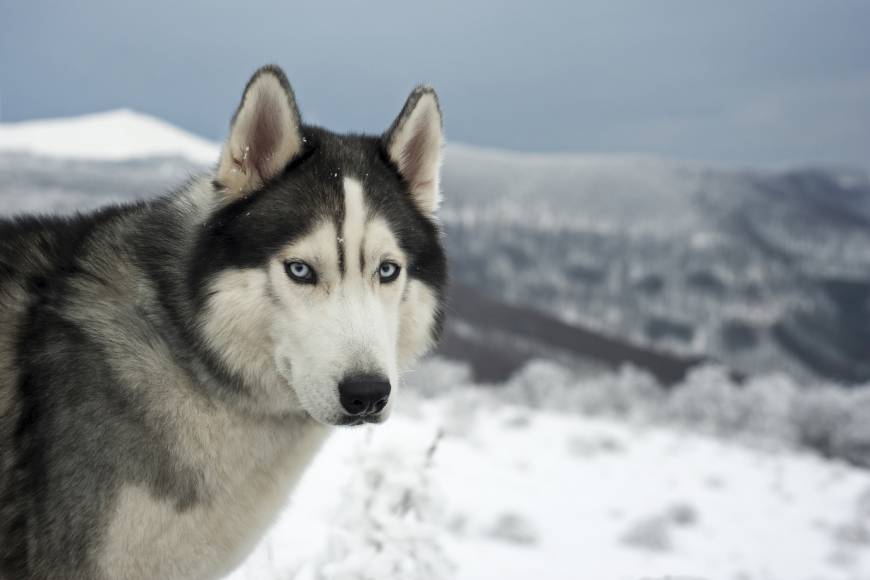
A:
664,366,753,435
501,360,579,410
419,355,870,469
664,366,799,442
827,390,870,468
663,370,870,467
790,387,853,457
577,365,665,418
310,430,454,580
566,434,625,457
441,388,492,438
501,359,663,419
857,485,870,518
404,358,474,399
737,374,800,441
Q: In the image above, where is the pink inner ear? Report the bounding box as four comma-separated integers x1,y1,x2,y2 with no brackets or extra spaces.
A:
399,109,437,190
250,96,283,177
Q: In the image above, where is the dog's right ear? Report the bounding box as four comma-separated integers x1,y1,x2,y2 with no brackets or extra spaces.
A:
217,65,304,198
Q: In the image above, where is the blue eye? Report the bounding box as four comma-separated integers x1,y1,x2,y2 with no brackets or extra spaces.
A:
285,261,316,284
378,261,401,283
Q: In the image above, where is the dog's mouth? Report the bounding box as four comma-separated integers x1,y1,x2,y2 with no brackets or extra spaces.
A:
335,414,386,427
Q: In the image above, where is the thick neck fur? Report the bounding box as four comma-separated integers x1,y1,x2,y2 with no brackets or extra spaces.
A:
129,178,296,417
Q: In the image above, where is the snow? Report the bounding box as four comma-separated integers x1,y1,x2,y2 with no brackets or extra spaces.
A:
228,382,870,580
0,109,220,164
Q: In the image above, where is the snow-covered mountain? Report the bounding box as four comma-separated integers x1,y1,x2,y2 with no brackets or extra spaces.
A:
0,109,219,163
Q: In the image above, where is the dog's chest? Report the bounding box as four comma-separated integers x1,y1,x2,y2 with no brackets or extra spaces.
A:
97,410,329,580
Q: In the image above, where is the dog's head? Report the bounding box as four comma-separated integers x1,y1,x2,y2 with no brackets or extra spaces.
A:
191,65,446,426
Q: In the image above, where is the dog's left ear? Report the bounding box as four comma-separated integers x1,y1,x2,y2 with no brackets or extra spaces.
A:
384,86,443,216
217,65,304,197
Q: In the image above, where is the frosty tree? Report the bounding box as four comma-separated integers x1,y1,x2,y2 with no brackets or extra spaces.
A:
309,428,454,580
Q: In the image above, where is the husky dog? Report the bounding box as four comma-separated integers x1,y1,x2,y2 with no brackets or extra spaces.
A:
0,65,447,580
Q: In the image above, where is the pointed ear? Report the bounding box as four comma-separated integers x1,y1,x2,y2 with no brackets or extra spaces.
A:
383,86,444,216
217,65,304,198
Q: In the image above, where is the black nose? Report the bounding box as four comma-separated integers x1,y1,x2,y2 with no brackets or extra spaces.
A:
338,375,391,416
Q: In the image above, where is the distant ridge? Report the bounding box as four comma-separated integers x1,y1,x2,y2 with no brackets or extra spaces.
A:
439,283,710,386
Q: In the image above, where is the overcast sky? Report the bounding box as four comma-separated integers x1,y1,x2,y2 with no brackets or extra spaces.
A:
1,0,868,169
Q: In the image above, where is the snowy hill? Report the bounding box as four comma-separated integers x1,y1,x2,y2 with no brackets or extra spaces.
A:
0,109,219,163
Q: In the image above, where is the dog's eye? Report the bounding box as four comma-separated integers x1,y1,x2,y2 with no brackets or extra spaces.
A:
378,261,401,283
285,261,316,284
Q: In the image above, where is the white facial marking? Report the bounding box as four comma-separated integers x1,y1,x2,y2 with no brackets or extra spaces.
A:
201,268,295,414
398,280,440,368
266,177,410,425
341,177,366,277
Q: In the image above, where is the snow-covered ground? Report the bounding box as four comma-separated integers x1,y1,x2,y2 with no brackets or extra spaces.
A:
225,359,870,580
2,110,869,579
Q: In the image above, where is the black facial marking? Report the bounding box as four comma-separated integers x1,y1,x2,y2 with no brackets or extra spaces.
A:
333,171,346,277
337,233,346,277
359,233,367,276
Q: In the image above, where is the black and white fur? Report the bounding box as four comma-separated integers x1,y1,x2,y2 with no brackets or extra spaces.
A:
0,65,447,580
